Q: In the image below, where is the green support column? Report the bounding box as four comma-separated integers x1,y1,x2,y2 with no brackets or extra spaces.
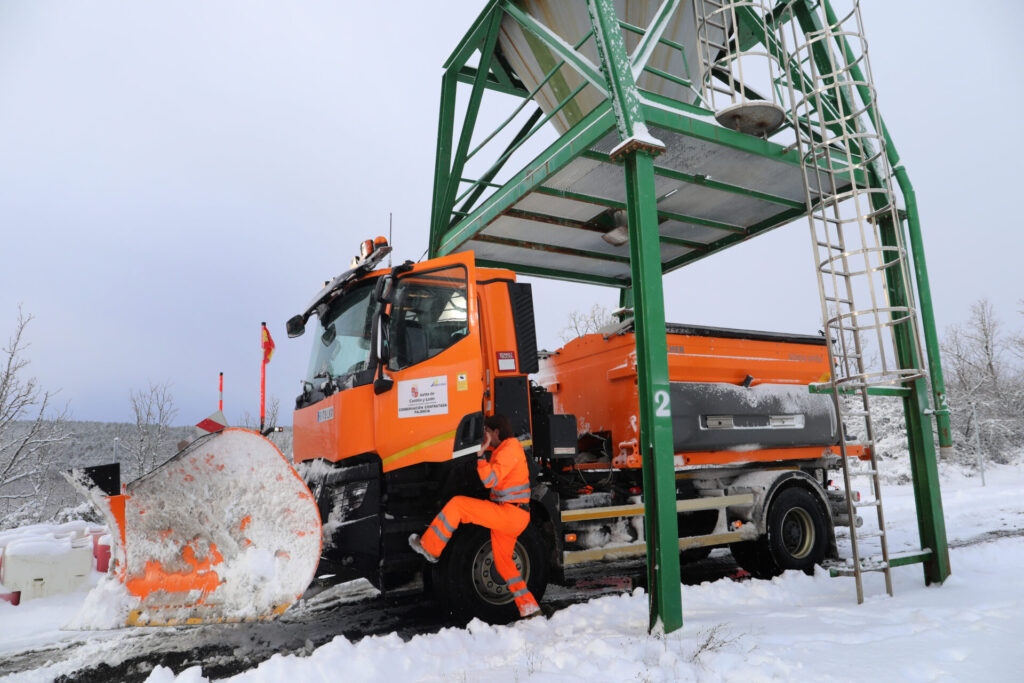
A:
877,216,951,584
618,286,633,310
624,150,683,632
588,0,682,633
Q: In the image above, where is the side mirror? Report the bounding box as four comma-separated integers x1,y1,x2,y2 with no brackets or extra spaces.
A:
373,376,394,395
376,275,395,304
286,315,306,338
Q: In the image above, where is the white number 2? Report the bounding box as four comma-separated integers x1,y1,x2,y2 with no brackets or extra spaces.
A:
654,390,671,418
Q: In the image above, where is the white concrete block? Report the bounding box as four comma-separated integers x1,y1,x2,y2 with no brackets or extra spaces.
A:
0,536,92,600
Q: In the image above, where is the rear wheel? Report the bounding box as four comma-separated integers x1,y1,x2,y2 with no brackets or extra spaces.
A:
731,486,828,578
431,523,548,624
765,487,828,574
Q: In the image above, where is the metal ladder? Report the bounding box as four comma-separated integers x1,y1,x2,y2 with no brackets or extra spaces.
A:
779,0,927,603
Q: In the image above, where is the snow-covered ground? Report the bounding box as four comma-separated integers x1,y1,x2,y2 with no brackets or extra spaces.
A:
2,463,1023,682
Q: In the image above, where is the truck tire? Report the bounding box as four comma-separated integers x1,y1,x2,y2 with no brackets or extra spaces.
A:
731,486,828,578
765,486,828,574
432,523,548,625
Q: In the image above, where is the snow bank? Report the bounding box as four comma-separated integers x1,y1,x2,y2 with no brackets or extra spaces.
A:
3,465,1024,682
63,573,139,630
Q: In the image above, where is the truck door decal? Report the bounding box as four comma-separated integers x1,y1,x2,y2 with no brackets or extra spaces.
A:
397,376,449,418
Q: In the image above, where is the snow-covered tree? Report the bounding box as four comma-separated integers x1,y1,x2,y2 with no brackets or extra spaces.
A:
119,381,177,477
0,308,69,526
559,303,616,343
941,299,1024,464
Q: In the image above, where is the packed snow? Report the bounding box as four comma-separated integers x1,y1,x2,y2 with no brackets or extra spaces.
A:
2,460,1022,681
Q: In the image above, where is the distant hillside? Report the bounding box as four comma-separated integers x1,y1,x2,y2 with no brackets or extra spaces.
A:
3,421,293,526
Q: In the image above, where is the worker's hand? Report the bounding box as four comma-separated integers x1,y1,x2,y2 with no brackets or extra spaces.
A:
480,429,495,454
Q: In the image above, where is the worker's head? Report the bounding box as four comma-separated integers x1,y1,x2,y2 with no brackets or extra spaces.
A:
484,414,514,442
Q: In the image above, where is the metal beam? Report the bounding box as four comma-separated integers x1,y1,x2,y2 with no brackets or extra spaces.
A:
472,233,630,264
455,66,530,98
474,258,626,287
501,0,609,98
581,150,806,209
629,0,682,82
436,103,617,256
532,186,747,235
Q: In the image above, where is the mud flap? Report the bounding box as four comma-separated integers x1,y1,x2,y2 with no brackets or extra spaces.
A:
67,428,321,626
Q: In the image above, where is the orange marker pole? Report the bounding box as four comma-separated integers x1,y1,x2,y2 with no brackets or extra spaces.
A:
218,372,224,412
260,324,267,433
260,322,275,433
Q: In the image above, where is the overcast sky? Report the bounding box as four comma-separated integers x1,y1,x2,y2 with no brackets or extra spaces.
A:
1,1,1022,426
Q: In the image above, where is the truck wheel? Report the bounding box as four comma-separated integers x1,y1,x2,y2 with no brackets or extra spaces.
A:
765,487,828,574
432,523,548,625
731,487,828,578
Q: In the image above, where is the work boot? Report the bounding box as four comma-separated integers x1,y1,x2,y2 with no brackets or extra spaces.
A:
408,534,439,564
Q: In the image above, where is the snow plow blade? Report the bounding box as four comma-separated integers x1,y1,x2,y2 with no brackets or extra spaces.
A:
67,428,322,626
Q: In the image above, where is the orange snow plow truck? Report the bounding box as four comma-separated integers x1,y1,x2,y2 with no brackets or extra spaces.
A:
71,238,859,625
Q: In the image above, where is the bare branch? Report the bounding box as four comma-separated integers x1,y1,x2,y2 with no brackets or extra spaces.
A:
0,307,70,525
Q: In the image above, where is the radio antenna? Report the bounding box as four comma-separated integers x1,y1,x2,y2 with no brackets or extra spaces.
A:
388,212,393,268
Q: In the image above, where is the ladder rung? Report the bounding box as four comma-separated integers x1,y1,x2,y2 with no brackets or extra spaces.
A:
844,469,878,477
853,499,880,508
854,529,885,539
887,548,932,567
829,561,888,576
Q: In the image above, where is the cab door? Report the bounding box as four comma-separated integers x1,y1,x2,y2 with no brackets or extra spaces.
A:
373,252,483,473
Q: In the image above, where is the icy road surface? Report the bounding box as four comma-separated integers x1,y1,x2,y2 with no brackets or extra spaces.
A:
2,463,1023,682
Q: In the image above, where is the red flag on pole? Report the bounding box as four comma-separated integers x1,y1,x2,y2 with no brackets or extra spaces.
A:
260,323,274,433
262,325,276,365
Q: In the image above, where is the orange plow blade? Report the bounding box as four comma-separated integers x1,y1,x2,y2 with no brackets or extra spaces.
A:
68,428,322,626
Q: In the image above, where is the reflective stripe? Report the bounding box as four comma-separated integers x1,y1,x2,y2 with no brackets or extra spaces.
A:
511,586,530,598
437,512,455,534
482,472,497,487
507,575,523,586
493,483,530,496
491,492,530,503
428,525,449,545
491,487,530,501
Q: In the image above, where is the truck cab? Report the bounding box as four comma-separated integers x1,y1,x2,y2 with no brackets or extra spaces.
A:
289,239,848,624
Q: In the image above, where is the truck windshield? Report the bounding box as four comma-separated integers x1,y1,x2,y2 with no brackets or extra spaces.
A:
306,279,378,385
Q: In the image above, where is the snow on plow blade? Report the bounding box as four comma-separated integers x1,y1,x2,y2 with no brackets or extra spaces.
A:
67,428,321,626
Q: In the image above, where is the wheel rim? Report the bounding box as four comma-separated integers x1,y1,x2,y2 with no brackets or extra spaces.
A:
780,506,815,559
469,539,529,606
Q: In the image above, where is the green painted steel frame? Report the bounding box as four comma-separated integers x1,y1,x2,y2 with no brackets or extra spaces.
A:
586,0,681,634
428,0,951,628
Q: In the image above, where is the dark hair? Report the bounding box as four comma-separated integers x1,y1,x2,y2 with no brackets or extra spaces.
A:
484,414,514,441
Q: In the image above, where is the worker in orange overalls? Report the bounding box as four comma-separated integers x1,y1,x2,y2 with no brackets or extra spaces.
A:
409,414,541,619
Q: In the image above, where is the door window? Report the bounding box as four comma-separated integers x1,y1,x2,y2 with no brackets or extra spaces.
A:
387,266,469,371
